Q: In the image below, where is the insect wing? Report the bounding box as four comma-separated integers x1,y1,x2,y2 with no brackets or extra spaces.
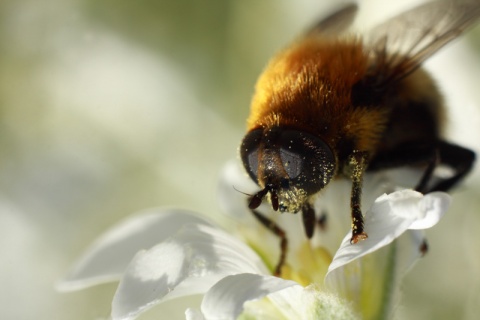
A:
306,3,358,36
365,0,480,85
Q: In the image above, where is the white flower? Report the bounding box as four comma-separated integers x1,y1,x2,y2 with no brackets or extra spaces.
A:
58,161,450,320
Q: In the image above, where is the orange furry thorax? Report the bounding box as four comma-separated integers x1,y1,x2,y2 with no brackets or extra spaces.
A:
246,36,389,156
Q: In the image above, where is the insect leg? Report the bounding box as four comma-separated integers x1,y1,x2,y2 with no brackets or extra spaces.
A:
427,141,476,192
318,211,328,230
413,142,475,254
367,145,438,254
419,238,428,257
367,143,436,171
414,149,439,193
367,142,438,193
250,209,288,276
367,141,475,193
366,141,475,255
301,203,316,239
349,151,369,244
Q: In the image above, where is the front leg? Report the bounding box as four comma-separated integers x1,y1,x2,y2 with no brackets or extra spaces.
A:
250,209,288,276
348,151,369,244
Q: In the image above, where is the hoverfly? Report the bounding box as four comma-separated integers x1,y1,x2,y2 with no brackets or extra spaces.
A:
240,0,478,275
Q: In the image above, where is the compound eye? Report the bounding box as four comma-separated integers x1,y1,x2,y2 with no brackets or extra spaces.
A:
240,128,263,184
279,147,303,179
277,130,335,194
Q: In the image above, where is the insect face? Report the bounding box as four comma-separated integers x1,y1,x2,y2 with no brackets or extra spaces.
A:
240,126,336,213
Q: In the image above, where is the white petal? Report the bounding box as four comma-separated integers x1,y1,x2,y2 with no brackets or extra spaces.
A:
111,224,269,320
57,208,210,291
201,273,300,320
408,192,450,229
185,308,205,320
325,190,450,284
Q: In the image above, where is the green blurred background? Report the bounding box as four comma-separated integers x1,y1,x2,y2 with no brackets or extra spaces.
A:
1,0,479,319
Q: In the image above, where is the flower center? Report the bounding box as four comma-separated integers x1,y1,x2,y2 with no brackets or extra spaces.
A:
281,241,333,286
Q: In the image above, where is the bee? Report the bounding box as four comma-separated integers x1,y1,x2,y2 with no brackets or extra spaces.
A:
240,0,478,275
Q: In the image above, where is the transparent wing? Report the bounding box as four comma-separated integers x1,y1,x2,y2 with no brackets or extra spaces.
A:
306,3,358,36
364,0,480,86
